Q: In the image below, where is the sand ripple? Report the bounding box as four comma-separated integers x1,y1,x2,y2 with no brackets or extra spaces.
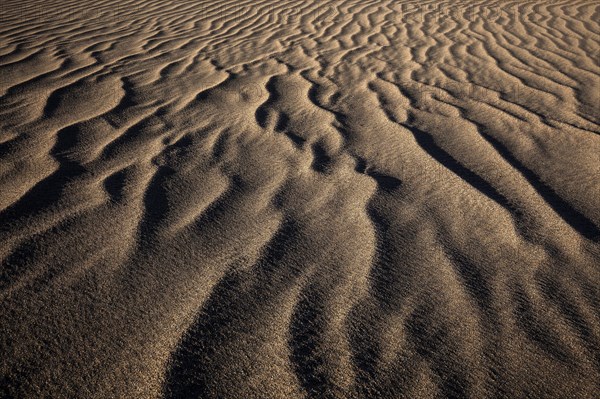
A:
1,1,599,398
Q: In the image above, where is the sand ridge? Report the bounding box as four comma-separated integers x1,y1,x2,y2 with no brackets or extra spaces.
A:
1,1,599,398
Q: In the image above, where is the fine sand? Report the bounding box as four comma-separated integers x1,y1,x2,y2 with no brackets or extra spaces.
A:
1,1,599,398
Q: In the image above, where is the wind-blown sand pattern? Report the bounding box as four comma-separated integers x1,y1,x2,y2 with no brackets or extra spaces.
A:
1,0,599,398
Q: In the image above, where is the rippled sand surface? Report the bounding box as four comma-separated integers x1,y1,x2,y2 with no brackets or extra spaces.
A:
1,1,599,398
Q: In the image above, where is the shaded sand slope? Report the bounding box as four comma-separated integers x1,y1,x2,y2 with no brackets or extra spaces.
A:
1,0,599,398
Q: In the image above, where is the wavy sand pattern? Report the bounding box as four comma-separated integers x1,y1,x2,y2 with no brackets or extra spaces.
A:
1,0,599,398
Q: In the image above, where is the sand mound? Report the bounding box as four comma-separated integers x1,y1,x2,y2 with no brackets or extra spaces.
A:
1,1,599,398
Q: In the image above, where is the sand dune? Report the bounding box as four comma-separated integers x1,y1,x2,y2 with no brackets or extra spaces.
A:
1,0,599,398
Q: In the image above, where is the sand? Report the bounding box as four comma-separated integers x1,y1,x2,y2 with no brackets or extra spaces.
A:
0,0,599,398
